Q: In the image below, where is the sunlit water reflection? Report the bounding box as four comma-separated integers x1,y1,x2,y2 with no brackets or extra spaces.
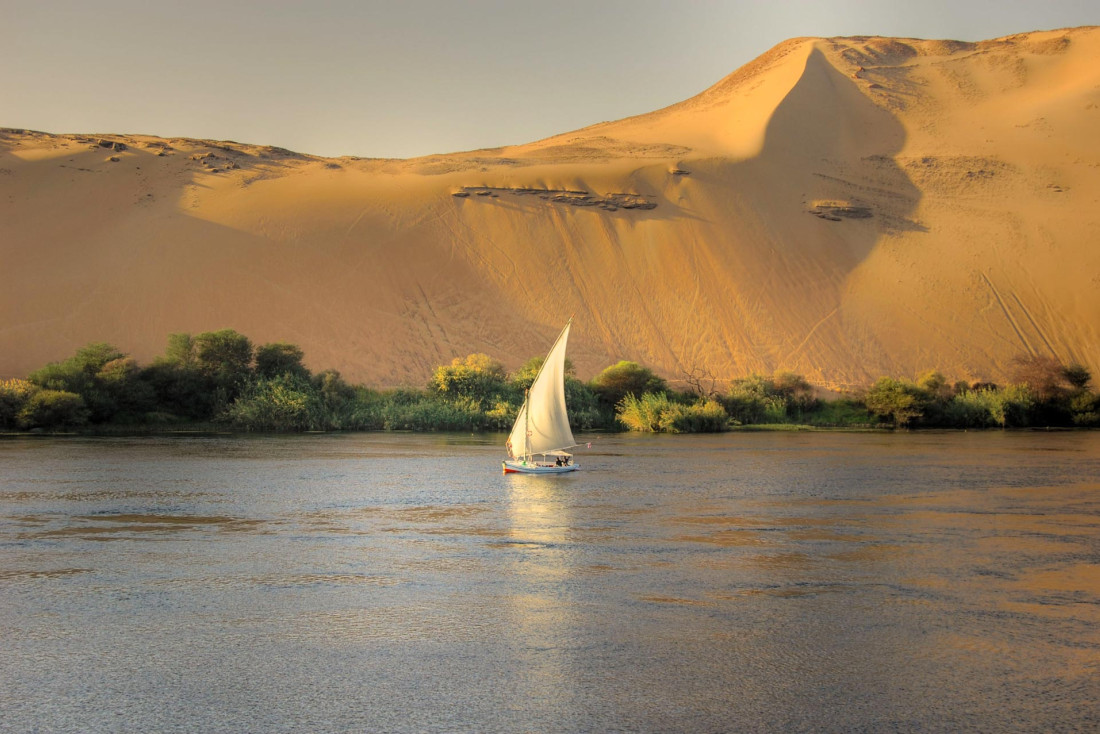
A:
2,431,1099,732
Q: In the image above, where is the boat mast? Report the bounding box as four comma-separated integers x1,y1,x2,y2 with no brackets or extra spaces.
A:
524,389,531,462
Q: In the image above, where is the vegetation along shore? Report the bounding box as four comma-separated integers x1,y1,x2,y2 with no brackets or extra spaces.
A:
1,330,1097,434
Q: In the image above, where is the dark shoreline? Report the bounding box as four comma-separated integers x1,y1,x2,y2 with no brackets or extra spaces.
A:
3,424,1093,438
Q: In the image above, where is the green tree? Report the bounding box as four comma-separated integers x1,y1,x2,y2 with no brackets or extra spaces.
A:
864,377,928,427
379,389,483,431
224,374,324,431
140,330,253,420
590,361,666,408
145,334,204,420
1063,363,1092,390
18,389,90,429
663,398,728,433
340,387,388,431
163,333,197,368
914,369,955,424
27,343,126,422
98,357,156,421
194,330,253,384
0,379,39,428
721,374,793,424
989,384,1034,427
1069,390,1100,427
255,342,309,380
772,371,819,418
193,329,254,412
1010,354,1084,425
431,353,511,408
617,393,728,433
916,370,953,402
722,374,771,424
1011,354,1068,402
141,360,211,420
311,369,358,428
617,392,670,432
945,388,1000,428
1062,364,1098,426
564,376,603,429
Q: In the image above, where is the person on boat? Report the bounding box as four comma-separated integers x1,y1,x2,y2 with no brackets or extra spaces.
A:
555,456,563,466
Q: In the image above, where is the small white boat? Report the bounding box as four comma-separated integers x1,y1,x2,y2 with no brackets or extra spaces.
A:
503,319,580,475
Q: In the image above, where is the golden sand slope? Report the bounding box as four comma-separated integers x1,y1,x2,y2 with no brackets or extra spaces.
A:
2,27,1098,388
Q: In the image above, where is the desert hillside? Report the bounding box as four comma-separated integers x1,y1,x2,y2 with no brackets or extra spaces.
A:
2,26,1098,388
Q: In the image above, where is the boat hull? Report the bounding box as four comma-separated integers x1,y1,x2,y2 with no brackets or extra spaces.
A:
502,460,579,475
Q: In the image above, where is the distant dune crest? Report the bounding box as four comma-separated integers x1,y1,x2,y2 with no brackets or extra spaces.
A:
2,26,1098,387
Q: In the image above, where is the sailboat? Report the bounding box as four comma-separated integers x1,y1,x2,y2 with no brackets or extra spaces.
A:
503,319,580,474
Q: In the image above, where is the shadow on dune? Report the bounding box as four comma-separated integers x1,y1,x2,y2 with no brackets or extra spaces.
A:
671,44,925,383
748,44,922,264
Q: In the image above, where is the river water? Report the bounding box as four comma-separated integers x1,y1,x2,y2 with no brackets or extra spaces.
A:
2,431,1099,733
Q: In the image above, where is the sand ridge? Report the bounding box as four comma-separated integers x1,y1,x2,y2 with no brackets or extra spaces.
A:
2,26,1098,388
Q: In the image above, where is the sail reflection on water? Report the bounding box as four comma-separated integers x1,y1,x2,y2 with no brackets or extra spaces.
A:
502,477,577,717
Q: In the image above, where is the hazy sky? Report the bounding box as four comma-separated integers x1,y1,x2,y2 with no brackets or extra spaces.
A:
3,0,1096,158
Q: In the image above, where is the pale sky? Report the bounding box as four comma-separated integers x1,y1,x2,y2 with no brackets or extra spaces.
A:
3,0,1096,158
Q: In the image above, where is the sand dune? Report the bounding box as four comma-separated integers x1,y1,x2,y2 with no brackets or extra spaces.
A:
2,26,1098,388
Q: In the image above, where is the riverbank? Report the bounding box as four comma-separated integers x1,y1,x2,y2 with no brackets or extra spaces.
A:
4,332,1098,435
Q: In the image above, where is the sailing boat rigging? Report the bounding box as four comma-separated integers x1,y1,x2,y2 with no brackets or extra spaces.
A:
502,319,580,474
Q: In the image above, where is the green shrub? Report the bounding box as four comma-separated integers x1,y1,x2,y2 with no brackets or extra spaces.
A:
945,389,1000,428
431,353,512,409
194,329,254,406
333,387,385,430
591,361,666,408
722,373,813,424
564,377,604,429
722,375,770,424
991,384,1034,427
772,371,819,417
223,375,324,431
28,343,126,423
16,328,1097,434
0,379,39,428
1068,390,1099,426
662,398,729,433
307,370,359,428
381,393,483,431
617,392,669,432
484,399,518,430
803,398,875,427
1011,354,1070,402
864,377,929,427
618,393,728,433
255,342,309,380
141,361,213,421
18,390,90,429
98,357,157,422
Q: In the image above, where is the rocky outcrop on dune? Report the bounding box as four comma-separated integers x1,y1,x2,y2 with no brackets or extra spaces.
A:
1,26,1098,388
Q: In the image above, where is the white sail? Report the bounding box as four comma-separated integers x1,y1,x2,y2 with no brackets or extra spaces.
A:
507,321,576,459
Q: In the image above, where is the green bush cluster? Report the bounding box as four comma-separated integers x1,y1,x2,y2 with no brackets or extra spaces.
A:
4,334,1097,434
0,380,90,430
618,393,727,433
614,368,826,433
612,357,1099,433
720,371,818,424
2,331,616,433
859,357,1097,429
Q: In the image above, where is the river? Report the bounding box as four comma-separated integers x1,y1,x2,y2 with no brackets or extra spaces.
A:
2,431,1099,732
